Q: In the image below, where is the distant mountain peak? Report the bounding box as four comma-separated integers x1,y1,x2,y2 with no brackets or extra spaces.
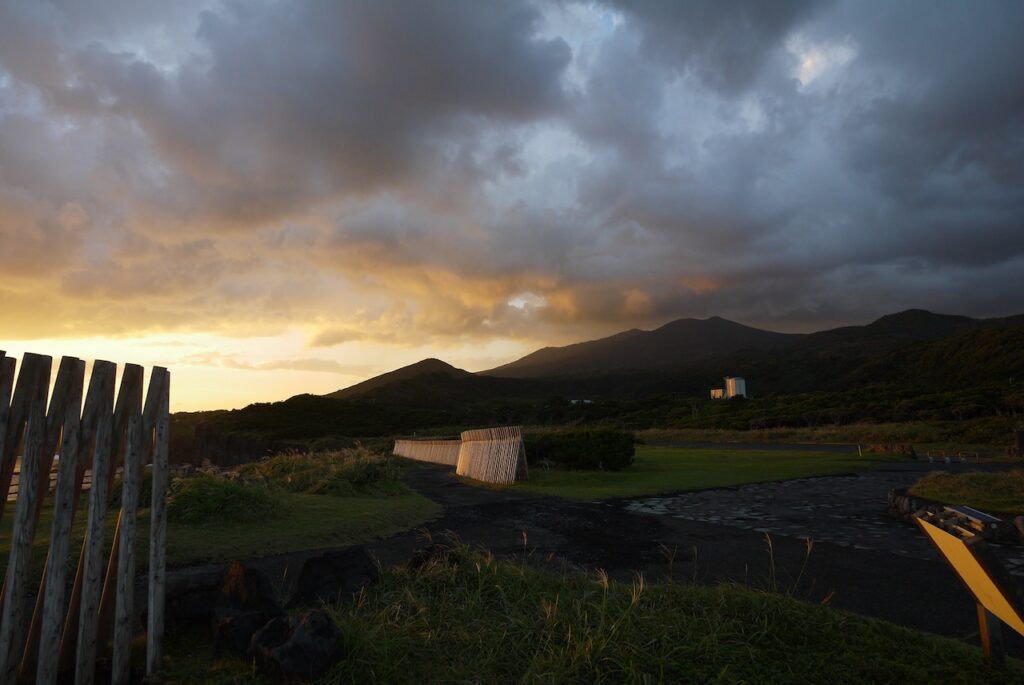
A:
406,358,464,372
326,357,470,398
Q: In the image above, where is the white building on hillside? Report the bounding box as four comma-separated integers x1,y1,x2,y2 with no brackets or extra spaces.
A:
725,376,746,398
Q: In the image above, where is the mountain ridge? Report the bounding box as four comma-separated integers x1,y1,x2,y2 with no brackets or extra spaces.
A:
325,309,1023,400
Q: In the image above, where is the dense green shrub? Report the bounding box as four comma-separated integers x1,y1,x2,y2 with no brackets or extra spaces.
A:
166,474,284,525
525,429,635,470
238,449,408,496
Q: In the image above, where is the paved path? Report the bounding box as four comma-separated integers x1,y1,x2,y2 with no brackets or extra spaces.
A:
373,460,1024,656
623,463,1024,575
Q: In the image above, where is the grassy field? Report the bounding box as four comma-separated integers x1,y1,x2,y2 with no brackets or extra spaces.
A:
0,492,439,575
163,542,1019,684
908,470,1024,514
1,450,441,574
638,425,1013,455
163,492,438,564
514,445,898,500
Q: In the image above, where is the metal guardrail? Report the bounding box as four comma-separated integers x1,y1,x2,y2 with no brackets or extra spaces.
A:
924,450,979,463
6,463,137,501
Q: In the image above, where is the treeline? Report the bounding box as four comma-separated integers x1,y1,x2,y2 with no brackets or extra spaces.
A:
169,380,1023,464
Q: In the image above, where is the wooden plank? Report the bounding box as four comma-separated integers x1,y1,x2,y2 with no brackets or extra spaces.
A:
19,357,83,676
0,355,14,506
0,355,51,682
57,361,115,677
145,368,169,676
0,353,48,524
70,383,114,685
111,415,143,685
33,358,85,685
95,364,143,654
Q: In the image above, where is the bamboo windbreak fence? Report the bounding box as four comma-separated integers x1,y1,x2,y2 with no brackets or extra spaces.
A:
393,426,528,485
0,351,169,685
392,439,461,466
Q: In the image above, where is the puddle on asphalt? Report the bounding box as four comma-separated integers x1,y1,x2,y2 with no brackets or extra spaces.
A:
623,473,1024,575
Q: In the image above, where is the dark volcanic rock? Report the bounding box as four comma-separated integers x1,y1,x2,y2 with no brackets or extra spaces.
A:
287,546,379,607
212,561,283,657
249,610,345,682
165,576,221,628
215,610,275,657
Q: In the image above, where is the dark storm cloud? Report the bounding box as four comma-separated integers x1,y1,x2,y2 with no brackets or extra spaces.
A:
606,0,822,92
68,0,570,223
0,0,1022,346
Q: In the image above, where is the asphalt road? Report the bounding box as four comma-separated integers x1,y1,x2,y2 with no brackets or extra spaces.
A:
367,460,1024,657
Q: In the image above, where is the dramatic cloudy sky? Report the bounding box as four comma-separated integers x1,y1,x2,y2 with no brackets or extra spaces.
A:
1,0,1022,409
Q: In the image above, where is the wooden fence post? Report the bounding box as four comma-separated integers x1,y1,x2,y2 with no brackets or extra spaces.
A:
0,353,48,525
0,355,51,682
57,361,115,678
20,357,85,677
146,367,170,675
34,359,85,685
71,377,115,685
111,415,143,685
95,365,143,655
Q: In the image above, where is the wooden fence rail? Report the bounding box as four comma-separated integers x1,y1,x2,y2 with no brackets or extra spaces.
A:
0,351,169,685
392,439,462,466
393,426,528,485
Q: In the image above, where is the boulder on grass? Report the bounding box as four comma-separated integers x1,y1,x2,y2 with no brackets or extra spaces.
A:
212,561,283,657
215,610,276,657
250,610,345,682
287,546,379,607
164,569,222,629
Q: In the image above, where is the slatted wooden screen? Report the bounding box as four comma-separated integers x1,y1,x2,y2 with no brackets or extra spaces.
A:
392,427,527,485
456,426,528,485
392,439,462,466
0,351,169,685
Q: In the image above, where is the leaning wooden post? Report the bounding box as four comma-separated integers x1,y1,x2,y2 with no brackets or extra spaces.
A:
0,355,15,502
146,368,170,676
95,364,143,654
56,361,115,676
0,355,51,682
19,356,84,677
33,359,85,685
71,388,114,685
111,415,143,685
0,353,47,525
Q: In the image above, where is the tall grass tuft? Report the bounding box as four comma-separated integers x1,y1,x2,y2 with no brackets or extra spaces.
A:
323,542,1021,684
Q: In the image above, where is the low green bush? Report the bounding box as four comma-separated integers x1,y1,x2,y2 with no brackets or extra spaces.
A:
166,474,284,525
525,429,635,470
238,449,408,496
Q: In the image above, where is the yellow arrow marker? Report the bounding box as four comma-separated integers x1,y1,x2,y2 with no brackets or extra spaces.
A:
916,517,1024,637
